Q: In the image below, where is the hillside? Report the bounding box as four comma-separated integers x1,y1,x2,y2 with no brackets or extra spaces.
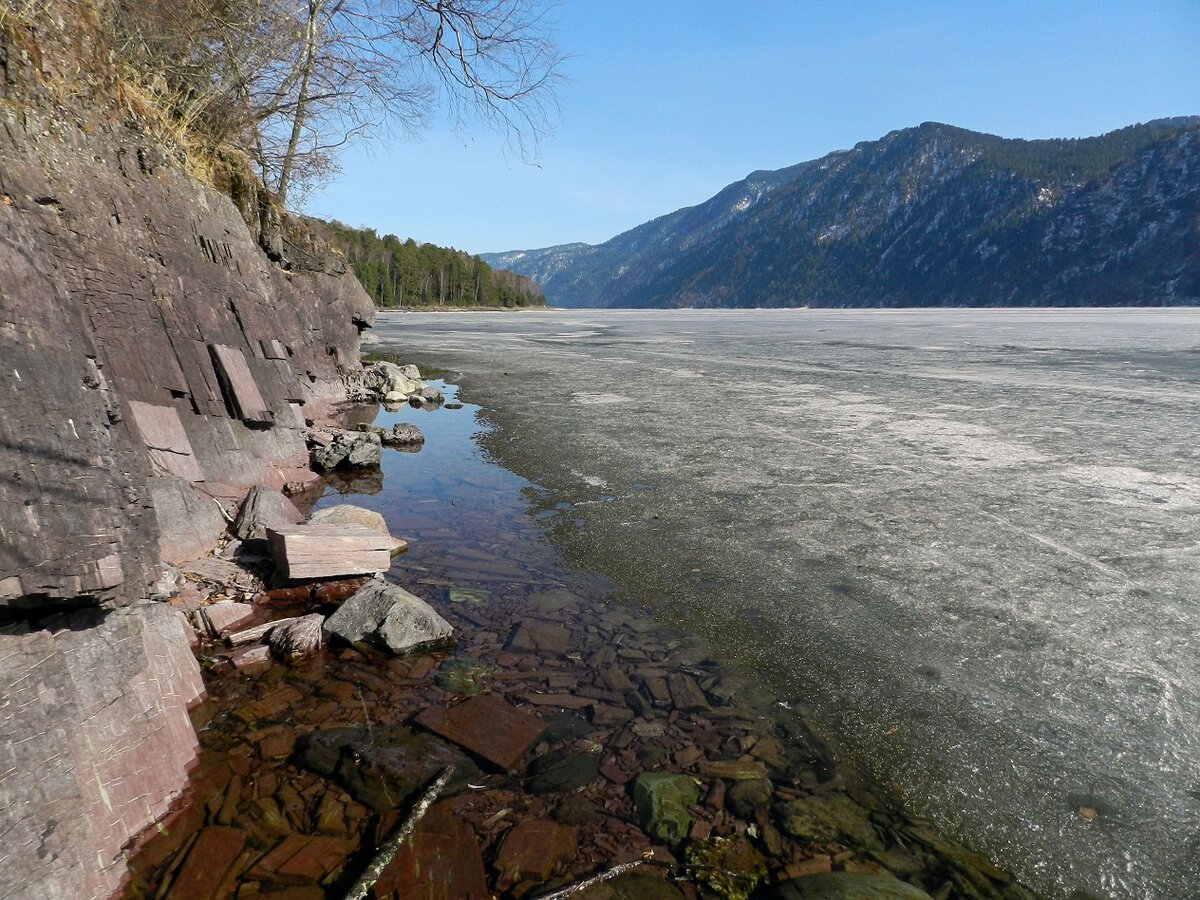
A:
484,118,1200,308
317,220,545,308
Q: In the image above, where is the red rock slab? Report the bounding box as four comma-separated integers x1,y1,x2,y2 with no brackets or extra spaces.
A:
210,343,273,425
372,803,489,899
414,694,544,771
494,819,578,892
168,825,247,899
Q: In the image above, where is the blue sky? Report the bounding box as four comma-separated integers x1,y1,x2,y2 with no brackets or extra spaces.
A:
302,0,1200,255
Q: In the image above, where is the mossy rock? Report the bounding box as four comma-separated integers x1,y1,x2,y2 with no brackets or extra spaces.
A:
769,872,933,899
774,792,882,850
433,655,497,696
633,772,699,842
686,835,767,900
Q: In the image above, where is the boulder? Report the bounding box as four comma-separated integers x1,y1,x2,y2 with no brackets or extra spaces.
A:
268,614,325,659
769,873,933,899
308,429,381,472
633,772,699,842
232,485,304,541
382,423,424,448
308,504,407,555
323,580,452,654
398,364,421,380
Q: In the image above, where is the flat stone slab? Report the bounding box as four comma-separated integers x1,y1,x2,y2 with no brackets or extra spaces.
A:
267,524,392,580
414,693,545,771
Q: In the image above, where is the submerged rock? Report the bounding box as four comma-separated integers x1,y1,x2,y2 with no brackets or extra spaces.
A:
294,725,475,811
726,777,774,818
526,750,601,794
769,872,933,899
633,772,699,842
322,579,452,654
686,835,767,900
774,792,883,851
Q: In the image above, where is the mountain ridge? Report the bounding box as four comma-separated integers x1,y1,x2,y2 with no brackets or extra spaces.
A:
483,118,1200,308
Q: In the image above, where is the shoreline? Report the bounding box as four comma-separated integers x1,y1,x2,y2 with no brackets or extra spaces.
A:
123,371,1036,899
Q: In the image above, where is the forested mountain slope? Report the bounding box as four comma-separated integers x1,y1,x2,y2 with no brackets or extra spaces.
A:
484,119,1200,308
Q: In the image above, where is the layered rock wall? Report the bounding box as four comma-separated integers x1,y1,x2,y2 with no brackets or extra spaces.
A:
0,11,376,897
0,108,373,609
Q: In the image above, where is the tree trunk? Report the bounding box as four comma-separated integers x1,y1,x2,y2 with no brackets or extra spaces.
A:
277,0,322,206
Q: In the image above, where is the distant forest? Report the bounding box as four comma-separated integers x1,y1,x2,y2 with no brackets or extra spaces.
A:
318,220,545,308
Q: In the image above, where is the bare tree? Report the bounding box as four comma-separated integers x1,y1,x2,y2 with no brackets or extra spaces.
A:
258,0,563,204
111,0,562,205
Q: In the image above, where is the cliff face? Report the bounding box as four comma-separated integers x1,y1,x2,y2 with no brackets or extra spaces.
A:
0,11,374,897
484,118,1200,308
0,110,373,609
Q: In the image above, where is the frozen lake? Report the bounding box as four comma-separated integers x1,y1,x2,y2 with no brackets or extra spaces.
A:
371,308,1200,899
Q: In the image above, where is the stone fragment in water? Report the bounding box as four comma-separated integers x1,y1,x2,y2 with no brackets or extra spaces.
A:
233,484,304,541
667,673,709,710
508,619,571,655
494,819,578,893
526,750,602,794
373,802,489,899
267,525,392,580
726,777,774,818
449,587,489,604
198,600,256,637
167,825,247,898
434,655,497,696
268,613,325,659
768,872,934,899
414,693,545,771
231,644,272,673
322,579,452,654
633,772,700,842
698,759,768,781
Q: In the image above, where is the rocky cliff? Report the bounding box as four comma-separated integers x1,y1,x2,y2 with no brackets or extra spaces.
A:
0,11,374,898
484,118,1200,308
